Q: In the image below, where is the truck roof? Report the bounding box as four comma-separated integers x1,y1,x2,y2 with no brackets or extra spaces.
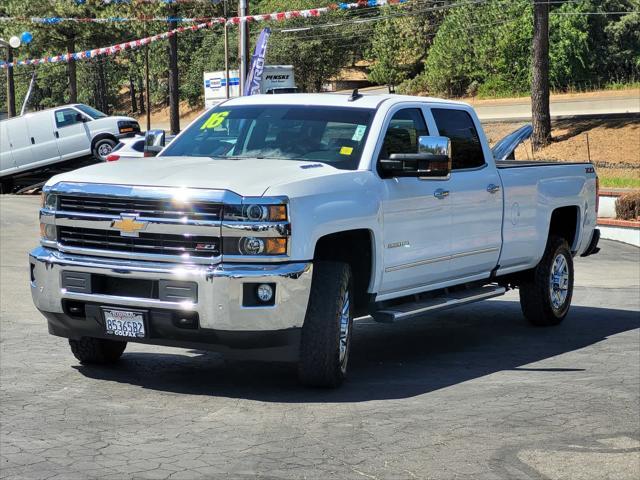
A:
221,93,470,110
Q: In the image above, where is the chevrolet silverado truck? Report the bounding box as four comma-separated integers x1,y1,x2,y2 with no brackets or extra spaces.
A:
29,93,601,387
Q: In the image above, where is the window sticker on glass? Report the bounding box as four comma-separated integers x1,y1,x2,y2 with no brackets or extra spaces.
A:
352,124,367,142
200,111,230,130
340,146,353,156
55,111,65,123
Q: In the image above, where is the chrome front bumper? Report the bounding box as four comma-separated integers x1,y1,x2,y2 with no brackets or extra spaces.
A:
29,246,313,332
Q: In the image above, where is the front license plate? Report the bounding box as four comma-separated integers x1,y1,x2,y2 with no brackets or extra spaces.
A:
103,308,146,338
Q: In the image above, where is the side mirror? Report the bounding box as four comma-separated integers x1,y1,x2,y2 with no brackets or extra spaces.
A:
379,136,451,179
144,129,166,157
75,113,87,123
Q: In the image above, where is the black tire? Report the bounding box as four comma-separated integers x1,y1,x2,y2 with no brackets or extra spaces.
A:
298,261,353,388
92,138,117,161
519,235,574,326
0,177,14,194
69,337,127,364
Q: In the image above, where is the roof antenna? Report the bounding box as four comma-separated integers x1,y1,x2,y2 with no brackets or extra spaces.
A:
348,88,363,102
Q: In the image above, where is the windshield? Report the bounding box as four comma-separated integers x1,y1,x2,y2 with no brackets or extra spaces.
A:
160,105,374,170
75,104,107,119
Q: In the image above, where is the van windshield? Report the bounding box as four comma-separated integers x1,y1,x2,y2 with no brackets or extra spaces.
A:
160,105,374,170
75,104,107,119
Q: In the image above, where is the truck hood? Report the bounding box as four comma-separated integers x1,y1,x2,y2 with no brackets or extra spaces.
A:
47,156,339,197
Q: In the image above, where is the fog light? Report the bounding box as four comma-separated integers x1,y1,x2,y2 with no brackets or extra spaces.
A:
40,223,56,241
256,284,274,303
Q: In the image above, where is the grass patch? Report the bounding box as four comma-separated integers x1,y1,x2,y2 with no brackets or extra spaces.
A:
599,176,640,189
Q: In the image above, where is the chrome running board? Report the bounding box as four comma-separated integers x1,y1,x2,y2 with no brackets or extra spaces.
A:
371,285,506,323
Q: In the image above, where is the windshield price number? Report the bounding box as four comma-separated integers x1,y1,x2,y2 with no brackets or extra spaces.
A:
103,309,146,338
200,111,229,130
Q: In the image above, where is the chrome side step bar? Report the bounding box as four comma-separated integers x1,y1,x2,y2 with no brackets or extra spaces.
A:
371,285,506,323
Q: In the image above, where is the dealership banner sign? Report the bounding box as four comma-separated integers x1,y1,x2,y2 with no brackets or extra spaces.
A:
244,28,271,96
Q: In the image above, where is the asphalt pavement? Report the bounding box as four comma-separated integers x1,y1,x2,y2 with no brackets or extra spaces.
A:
1,195,639,480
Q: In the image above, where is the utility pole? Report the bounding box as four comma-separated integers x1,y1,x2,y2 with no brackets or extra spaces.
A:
531,0,551,150
238,0,249,95
224,0,230,99
144,42,151,131
168,5,180,135
6,47,16,118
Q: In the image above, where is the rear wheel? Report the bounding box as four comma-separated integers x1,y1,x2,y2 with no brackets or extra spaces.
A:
92,138,117,161
298,261,353,388
69,337,127,364
519,235,574,326
0,177,14,194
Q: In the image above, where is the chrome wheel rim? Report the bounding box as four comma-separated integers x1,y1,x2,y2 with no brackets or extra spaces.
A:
549,253,569,310
97,143,113,158
339,290,351,368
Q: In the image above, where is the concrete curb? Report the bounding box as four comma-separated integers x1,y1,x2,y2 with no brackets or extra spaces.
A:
597,218,640,247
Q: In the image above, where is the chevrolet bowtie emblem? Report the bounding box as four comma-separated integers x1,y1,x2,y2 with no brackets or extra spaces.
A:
111,215,148,237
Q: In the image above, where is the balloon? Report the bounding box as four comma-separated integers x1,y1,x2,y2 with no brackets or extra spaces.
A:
8,36,21,49
21,32,33,45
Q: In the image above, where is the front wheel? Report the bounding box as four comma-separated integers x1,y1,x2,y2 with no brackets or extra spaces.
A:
92,138,117,161
519,235,574,326
69,337,127,364
298,261,353,388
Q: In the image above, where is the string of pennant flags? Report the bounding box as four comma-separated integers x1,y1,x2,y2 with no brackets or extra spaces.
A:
1,0,403,24
0,0,407,69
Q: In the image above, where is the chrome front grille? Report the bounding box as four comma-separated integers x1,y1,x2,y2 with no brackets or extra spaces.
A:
58,195,222,222
58,226,221,258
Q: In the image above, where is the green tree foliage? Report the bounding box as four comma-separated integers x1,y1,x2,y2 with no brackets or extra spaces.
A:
403,0,639,97
367,4,439,88
259,0,367,92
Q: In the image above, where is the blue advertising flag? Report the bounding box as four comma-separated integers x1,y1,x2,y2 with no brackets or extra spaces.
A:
244,28,271,96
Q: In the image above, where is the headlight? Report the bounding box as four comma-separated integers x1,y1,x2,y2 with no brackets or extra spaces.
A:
223,204,287,222
41,193,57,210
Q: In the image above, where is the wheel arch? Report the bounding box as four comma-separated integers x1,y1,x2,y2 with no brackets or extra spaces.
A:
548,205,580,252
90,133,118,154
313,229,376,316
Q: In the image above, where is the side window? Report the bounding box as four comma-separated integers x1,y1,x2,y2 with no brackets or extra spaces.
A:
431,108,485,170
55,109,82,128
379,108,428,159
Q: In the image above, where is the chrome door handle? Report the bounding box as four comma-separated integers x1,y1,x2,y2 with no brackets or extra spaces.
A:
434,189,450,200
487,184,500,194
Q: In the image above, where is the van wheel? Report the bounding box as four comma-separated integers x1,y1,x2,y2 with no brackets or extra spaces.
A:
0,177,14,194
92,138,116,161
519,235,574,326
69,337,127,364
298,261,353,388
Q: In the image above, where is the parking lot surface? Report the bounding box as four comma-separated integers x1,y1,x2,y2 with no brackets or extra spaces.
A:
1,195,639,480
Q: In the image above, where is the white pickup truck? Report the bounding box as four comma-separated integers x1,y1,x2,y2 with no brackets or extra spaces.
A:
29,93,600,387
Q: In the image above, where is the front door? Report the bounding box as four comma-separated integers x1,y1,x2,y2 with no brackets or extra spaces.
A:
378,107,453,298
53,108,92,160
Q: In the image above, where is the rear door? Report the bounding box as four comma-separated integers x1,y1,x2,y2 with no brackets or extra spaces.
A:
0,121,15,175
6,117,36,170
378,106,453,297
429,107,503,279
53,107,92,160
25,112,61,168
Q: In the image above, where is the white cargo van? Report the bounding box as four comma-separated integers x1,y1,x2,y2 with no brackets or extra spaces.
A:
203,65,297,108
0,104,140,181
